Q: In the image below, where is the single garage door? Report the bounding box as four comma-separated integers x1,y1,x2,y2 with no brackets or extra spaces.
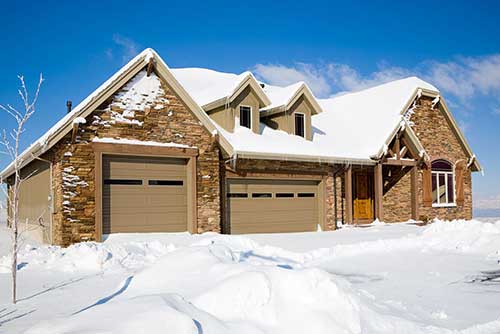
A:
227,179,320,234
103,155,188,234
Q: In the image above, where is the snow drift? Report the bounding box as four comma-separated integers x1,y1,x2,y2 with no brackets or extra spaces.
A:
1,219,498,333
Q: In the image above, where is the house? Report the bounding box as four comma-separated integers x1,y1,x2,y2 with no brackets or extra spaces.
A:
0,49,481,246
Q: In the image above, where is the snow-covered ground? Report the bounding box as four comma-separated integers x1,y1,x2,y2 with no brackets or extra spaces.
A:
0,217,499,333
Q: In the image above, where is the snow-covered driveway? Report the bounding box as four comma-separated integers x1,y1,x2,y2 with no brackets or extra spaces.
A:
0,219,499,333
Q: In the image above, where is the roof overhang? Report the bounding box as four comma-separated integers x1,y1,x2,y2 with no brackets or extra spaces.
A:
417,89,481,172
374,87,481,172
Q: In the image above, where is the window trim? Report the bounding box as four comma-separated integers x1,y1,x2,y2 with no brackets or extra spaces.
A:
431,161,456,207
239,105,252,129
294,112,306,138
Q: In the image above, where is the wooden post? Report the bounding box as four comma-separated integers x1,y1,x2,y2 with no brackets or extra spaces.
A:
411,166,419,220
374,163,383,221
333,170,338,229
344,166,353,224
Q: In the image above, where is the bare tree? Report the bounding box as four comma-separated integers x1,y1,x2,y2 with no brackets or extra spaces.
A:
0,74,43,304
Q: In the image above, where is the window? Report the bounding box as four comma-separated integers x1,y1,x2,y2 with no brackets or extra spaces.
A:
252,193,272,198
104,179,142,185
239,106,252,129
297,193,315,198
276,193,294,198
295,113,305,137
148,180,183,186
227,193,248,198
431,160,455,206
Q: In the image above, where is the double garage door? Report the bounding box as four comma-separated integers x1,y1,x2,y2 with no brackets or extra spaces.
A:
103,155,188,234
227,179,320,234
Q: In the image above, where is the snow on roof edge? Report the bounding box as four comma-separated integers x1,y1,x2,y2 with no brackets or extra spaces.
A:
1,49,154,178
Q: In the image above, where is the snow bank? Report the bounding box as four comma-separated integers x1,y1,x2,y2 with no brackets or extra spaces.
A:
18,219,500,334
0,239,176,273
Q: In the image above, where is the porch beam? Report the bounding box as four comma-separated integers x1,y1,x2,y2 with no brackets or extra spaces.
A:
383,159,417,166
394,134,401,159
374,163,383,221
410,166,419,220
344,166,353,224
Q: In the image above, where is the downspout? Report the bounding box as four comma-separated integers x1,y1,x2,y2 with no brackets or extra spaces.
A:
333,166,338,230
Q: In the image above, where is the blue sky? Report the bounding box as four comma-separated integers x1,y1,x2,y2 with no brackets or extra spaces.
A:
1,0,499,212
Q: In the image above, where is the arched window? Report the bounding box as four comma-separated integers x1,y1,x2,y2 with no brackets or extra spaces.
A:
431,159,455,206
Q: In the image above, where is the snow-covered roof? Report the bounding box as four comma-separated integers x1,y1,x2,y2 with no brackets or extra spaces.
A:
313,77,438,159
261,82,305,110
171,68,250,107
0,48,233,179
0,48,481,179
170,68,271,108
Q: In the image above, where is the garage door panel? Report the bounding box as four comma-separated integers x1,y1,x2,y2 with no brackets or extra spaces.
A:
103,155,188,234
228,179,320,234
230,200,317,212
230,210,317,222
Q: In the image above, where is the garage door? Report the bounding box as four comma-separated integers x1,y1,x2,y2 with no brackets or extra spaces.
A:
227,179,320,234
103,155,188,234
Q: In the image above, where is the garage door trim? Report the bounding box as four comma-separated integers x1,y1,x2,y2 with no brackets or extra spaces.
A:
93,141,198,241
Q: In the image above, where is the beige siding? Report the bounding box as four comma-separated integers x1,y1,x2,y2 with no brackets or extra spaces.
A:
263,95,314,140
102,155,188,234
207,86,262,134
227,179,320,234
17,160,52,243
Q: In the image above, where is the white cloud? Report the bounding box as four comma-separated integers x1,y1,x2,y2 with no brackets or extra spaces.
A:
253,63,331,97
253,62,416,98
326,64,413,94
474,195,500,210
252,54,500,102
424,56,500,101
112,34,140,63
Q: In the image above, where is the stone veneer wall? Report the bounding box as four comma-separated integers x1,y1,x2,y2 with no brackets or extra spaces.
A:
46,68,221,246
382,96,473,223
231,159,336,230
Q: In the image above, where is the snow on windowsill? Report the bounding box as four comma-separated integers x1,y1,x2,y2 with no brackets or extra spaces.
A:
92,137,196,149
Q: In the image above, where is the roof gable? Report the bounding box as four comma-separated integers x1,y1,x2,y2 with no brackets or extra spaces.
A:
1,49,235,178
261,82,323,116
171,68,271,110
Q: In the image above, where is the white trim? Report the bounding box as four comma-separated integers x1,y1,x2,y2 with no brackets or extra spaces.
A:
294,112,306,138
432,203,457,208
431,163,456,206
239,105,252,130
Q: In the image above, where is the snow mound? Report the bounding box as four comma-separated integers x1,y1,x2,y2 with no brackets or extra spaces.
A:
24,220,500,333
0,240,176,273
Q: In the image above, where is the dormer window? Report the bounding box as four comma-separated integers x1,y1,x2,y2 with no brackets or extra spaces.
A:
295,113,305,138
239,106,252,129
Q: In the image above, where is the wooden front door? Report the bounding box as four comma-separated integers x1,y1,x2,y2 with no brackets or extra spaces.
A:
353,172,374,221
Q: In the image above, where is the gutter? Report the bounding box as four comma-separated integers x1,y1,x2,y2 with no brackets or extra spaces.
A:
233,150,376,165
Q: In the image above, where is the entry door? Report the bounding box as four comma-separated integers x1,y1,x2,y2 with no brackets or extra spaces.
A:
353,172,374,220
